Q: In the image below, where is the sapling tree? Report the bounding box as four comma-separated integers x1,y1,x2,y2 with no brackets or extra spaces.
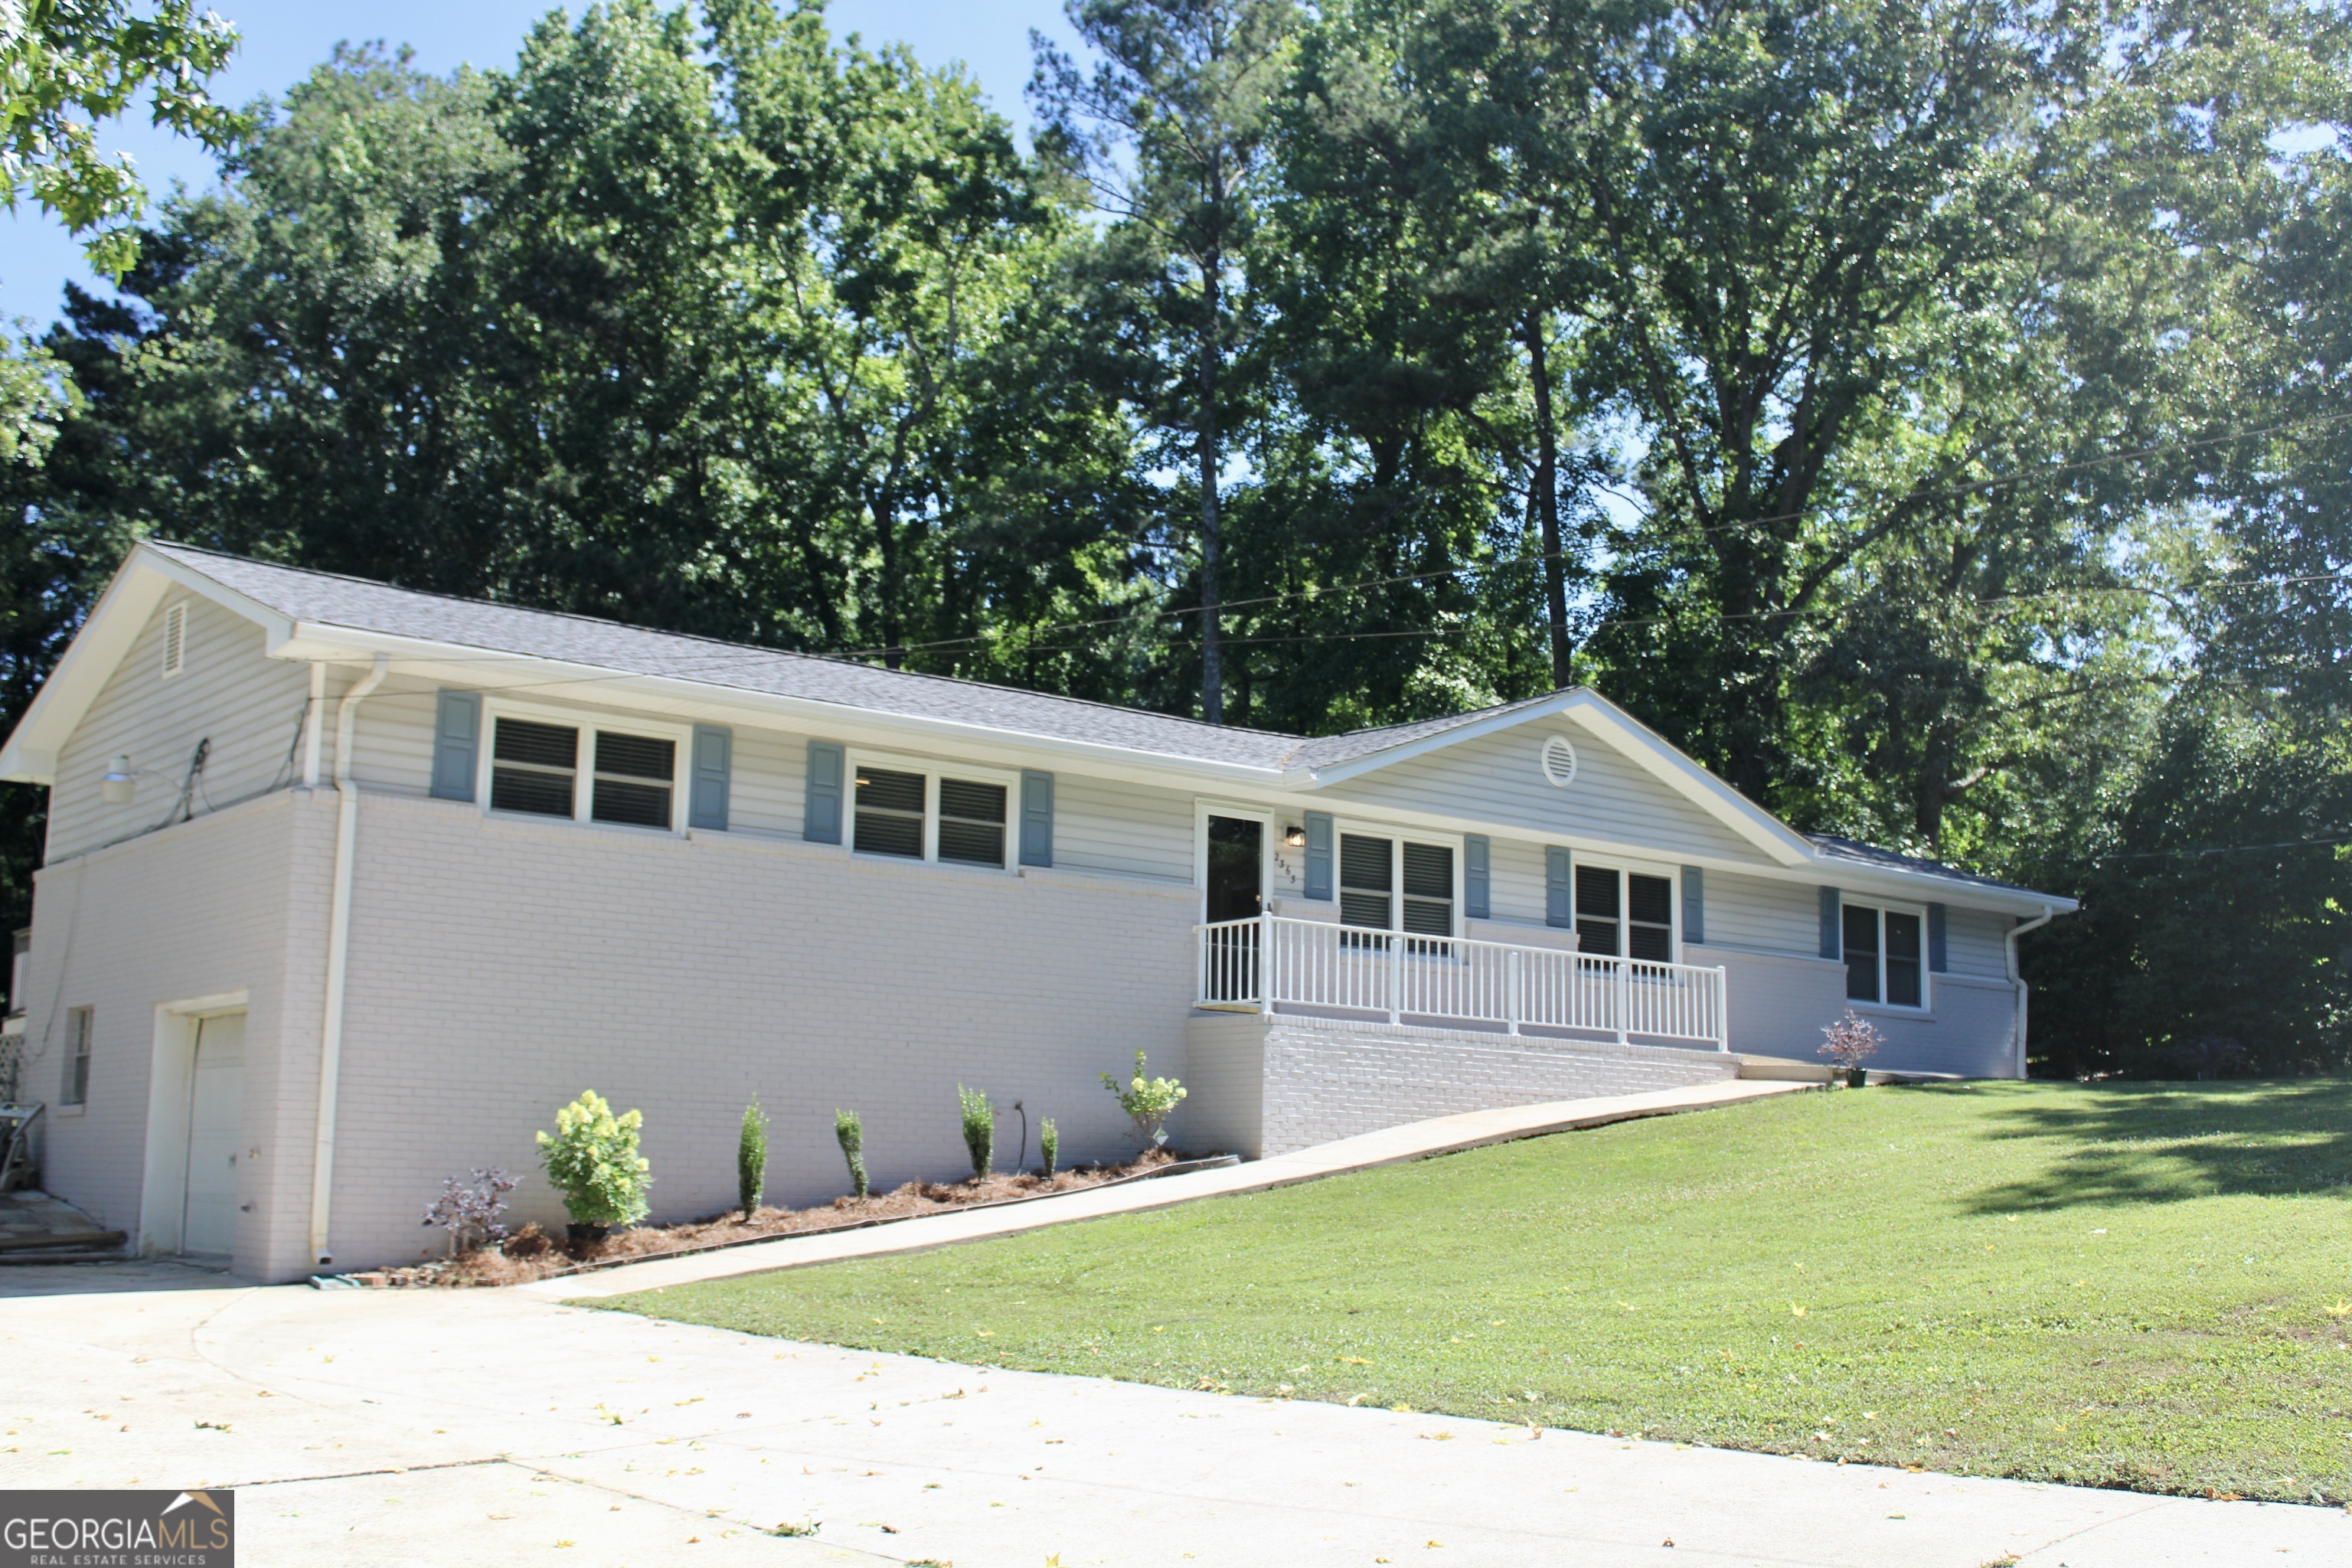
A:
738,1096,769,1217
1039,1116,1059,1180
835,1108,869,1199
958,1085,994,1179
1102,1050,1187,1150
420,1168,515,1256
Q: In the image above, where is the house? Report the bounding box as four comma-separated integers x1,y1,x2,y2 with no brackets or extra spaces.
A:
0,544,2075,1282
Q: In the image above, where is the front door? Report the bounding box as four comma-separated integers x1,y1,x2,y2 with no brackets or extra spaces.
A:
1204,817,1264,1001
181,1012,245,1256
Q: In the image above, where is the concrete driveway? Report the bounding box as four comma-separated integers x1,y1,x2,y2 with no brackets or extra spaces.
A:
1,1259,2343,1567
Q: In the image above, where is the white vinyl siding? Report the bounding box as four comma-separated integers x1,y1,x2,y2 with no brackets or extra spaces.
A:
47,596,312,863
1941,904,2011,980
1321,724,1769,865
1691,870,1824,957
1050,774,1194,883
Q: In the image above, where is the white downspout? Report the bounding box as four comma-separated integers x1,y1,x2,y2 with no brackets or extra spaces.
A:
299,662,326,787
2006,905,2056,1080
308,655,387,1268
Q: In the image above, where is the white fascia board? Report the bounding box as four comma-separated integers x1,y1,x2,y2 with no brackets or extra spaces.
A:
1806,857,2078,916
268,625,1293,793
1280,694,1579,788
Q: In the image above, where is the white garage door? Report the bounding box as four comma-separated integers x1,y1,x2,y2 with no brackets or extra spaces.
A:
181,1012,245,1256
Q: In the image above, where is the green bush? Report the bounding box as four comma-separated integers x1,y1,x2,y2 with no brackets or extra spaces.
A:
737,1096,768,1216
1039,1116,1059,1179
958,1085,993,1179
1102,1050,1187,1151
835,1108,868,1199
535,1089,652,1227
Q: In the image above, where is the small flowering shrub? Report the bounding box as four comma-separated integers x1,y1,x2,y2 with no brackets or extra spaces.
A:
1102,1050,1187,1150
535,1089,652,1227
420,1168,515,1254
1818,1009,1886,1076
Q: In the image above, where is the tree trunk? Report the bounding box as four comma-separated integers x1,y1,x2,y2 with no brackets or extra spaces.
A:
1524,316,1571,689
1197,253,1224,725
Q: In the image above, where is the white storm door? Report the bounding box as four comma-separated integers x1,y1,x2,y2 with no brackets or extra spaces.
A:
181,1012,246,1256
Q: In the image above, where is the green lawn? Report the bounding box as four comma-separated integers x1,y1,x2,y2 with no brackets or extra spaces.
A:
597,1081,2352,1502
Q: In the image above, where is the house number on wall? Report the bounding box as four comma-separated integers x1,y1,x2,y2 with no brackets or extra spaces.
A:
1540,734,1578,789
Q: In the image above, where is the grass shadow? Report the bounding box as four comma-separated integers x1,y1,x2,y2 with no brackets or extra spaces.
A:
1946,1077,2352,1214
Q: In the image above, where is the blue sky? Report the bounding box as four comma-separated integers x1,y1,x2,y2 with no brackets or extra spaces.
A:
3,2,1073,327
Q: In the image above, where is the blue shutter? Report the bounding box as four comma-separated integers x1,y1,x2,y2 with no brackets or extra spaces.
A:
1682,866,1704,946
1464,835,1490,921
1928,901,1948,972
804,740,844,844
1303,812,1333,900
430,690,480,802
1818,887,1841,960
1019,770,1054,867
688,725,731,831
1546,847,1573,927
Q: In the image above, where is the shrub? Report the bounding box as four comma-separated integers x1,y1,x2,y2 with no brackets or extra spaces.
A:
1039,1116,1059,1179
835,1108,868,1199
534,1090,652,1227
1102,1049,1187,1150
737,1096,769,1217
420,1168,515,1254
1818,1009,1886,1076
958,1085,994,1179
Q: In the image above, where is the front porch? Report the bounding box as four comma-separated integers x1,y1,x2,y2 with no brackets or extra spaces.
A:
1193,914,1730,1051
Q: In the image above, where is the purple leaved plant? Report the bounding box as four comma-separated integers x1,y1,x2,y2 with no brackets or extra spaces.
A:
421,1167,518,1256
1818,1008,1886,1073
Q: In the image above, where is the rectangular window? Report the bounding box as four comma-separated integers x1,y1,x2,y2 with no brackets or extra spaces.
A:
1575,863,1620,956
1627,873,1674,962
854,766,926,858
1339,834,1393,932
8,929,26,1018
1401,842,1454,938
1576,864,1675,962
591,731,675,828
1844,903,1926,1008
937,779,1008,867
64,1006,91,1106
491,717,578,817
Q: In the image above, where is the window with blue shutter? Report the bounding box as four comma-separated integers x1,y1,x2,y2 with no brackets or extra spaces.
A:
1818,887,1841,960
804,740,844,844
430,690,480,802
1928,902,1948,972
1681,866,1704,946
688,725,731,831
1303,812,1333,900
1019,770,1054,867
1546,846,1573,928
1464,835,1490,920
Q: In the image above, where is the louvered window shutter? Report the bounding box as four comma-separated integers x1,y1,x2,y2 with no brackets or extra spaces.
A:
1682,866,1704,946
1464,835,1490,920
804,740,844,843
430,690,481,802
1818,887,1841,960
1546,847,1573,928
1019,770,1054,867
1303,812,1333,900
1927,902,1948,972
688,726,731,831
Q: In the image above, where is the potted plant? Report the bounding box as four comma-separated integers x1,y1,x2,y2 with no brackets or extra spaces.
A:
535,1089,652,1245
1818,1009,1885,1087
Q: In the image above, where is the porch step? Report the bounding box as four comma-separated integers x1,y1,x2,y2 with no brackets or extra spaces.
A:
1734,1053,1835,1083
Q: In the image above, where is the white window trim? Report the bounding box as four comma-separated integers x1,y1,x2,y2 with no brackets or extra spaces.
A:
478,698,691,835
1192,801,1274,920
1566,853,1681,965
1841,897,1932,1012
1325,815,1465,937
847,749,1020,871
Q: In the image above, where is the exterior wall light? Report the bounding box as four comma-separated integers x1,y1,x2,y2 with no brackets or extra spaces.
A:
101,756,138,805
1283,823,1306,848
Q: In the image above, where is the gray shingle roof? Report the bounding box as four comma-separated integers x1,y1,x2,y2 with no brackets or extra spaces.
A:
157,543,1312,769
1807,834,2046,897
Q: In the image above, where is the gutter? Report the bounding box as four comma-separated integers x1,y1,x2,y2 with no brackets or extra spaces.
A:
308,654,388,1267
2005,905,2056,1080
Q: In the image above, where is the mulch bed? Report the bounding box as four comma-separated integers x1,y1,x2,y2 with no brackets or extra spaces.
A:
345,1151,1184,1289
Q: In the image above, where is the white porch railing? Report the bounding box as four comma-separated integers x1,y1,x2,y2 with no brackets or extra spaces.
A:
1195,913,1729,1050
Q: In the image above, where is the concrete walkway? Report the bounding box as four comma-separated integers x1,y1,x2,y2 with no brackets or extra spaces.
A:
0,1262,2340,1567
544,1078,1818,1300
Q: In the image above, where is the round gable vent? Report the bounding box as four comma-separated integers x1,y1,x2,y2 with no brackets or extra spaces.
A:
1540,734,1578,789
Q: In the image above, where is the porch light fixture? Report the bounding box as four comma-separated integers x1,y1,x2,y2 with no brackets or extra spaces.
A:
1283,823,1306,848
100,756,138,805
